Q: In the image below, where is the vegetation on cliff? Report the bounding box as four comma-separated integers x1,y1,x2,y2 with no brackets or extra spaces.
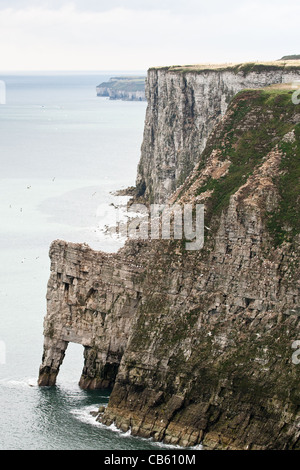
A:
39,71,300,450
135,64,300,204
149,60,300,75
100,86,300,450
280,55,300,60
177,87,300,246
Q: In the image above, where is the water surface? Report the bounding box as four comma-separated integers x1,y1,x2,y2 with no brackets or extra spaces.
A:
0,72,172,450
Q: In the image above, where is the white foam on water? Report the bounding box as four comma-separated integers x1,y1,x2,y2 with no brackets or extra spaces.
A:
71,405,203,450
71,405,109,428
0,377,38,389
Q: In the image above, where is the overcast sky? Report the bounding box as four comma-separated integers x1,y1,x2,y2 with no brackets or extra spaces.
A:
0,0,299,71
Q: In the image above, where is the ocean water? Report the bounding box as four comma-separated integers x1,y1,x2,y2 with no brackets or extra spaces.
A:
0,72,186,450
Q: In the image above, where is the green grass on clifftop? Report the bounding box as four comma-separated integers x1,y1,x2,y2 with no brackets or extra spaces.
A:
184,87,300,245
149,61,300,75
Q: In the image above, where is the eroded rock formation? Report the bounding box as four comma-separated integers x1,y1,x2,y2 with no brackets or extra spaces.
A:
38,240,144,388
38,63,300,450
96,88,300,450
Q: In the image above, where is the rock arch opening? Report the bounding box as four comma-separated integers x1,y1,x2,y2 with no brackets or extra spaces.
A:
57,342,85,386
38,240,143,390
38,337,122,390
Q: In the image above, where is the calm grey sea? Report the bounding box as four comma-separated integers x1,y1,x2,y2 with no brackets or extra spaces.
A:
0,72,182,450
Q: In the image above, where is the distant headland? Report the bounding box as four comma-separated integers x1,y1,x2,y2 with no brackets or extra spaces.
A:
96,76,146,101
279,54,300,60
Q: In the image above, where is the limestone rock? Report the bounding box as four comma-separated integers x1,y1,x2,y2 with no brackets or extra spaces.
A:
38,67,300,450
136,63,300,202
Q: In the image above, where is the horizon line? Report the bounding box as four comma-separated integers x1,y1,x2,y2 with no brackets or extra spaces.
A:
0,69,148,75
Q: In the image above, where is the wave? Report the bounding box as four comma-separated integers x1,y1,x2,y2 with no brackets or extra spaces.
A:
0,377,38,389
71,405,203,450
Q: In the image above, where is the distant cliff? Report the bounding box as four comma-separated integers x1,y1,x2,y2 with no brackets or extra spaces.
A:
96,76,146,101
280,55,300,60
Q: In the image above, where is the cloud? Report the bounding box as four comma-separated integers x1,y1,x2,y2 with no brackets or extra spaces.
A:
1,0,298,13
0,2,299,71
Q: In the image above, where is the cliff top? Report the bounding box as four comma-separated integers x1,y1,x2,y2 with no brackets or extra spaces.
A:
149,60,300,74
262,82,300,91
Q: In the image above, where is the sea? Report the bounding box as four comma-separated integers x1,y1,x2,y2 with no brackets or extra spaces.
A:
0,72,193,451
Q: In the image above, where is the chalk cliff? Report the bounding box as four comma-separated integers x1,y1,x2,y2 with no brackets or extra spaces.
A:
136,62,300,202
38,63,300,450
97,76,146,101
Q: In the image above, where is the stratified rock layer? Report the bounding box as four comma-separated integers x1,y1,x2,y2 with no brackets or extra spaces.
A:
97,88,300,449
38,69,300,450
38,240,144,388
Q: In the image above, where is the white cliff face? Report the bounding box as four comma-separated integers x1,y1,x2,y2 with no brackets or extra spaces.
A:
136,64,300,202
97,86,146,101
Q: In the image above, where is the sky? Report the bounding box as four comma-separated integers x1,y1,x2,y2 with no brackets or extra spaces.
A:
0,0,299,71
